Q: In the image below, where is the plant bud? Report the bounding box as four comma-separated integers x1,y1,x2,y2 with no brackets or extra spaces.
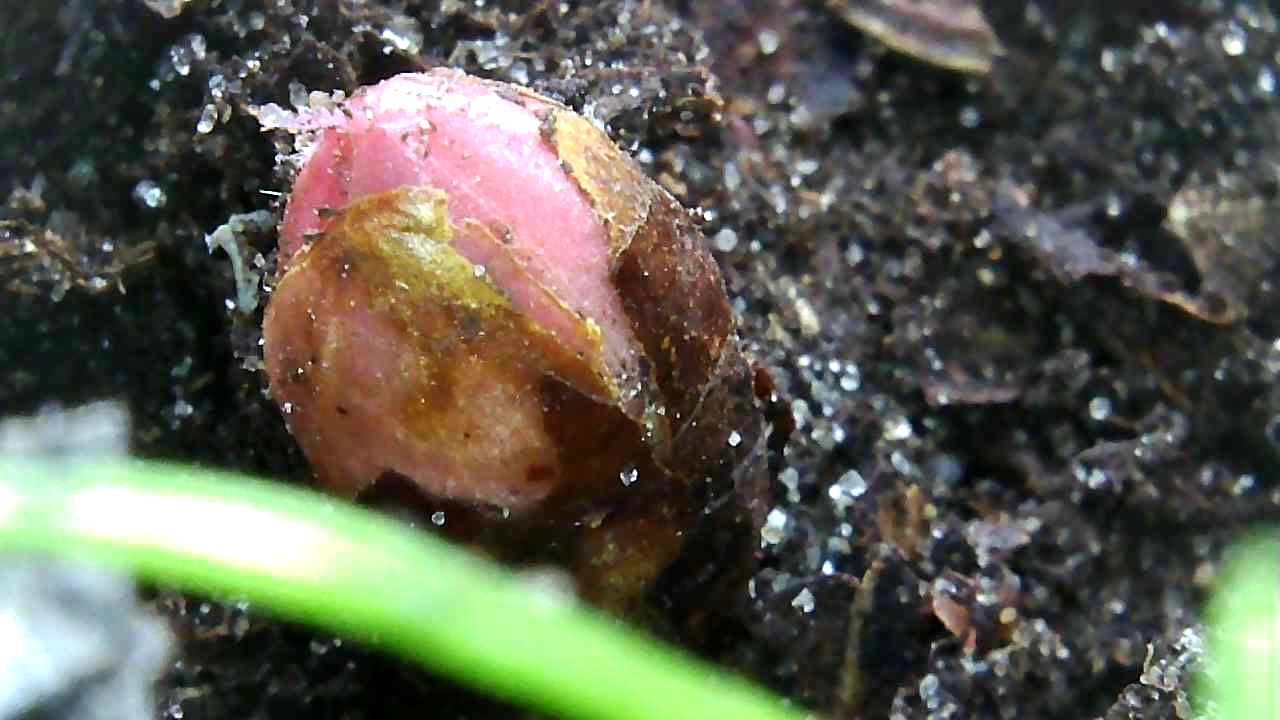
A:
263,70,767,629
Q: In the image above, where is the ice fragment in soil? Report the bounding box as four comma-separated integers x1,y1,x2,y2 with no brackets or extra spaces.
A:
132,180,166,209
828,470,867,513
762,508,789,546
966,519,1033,566
172,399,194,418
757,29,781,56
1265,416,1280,447
167,35,204,77
791,587,815,613
1221,23,1247,56
377,17,424,56
260,70,766,622
140,0,188,18
249,103,298,131
1088,396,1113,421
1258,67,1275,94
289,81,309,112
712,228,739,252
883,414,914,440
919,673,941,710
195,104,217,134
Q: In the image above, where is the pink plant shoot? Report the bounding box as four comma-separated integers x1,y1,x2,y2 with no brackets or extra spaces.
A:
262,69,766,623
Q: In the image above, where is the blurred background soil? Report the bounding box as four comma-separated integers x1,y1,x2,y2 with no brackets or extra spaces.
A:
3,0,1279,718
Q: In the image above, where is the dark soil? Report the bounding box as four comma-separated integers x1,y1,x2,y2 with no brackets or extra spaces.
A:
3,1,1279,718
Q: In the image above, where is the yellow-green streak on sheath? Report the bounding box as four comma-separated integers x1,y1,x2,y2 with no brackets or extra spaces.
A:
0,458,809,720
327,188,511,317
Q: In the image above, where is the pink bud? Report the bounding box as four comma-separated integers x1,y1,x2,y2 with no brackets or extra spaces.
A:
263,70,766,621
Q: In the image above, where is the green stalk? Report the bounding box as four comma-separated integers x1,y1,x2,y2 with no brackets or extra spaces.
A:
1200,533,1279,720
0,458,806,720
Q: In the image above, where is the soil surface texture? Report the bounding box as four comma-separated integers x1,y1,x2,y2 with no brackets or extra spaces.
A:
3,1,1279,718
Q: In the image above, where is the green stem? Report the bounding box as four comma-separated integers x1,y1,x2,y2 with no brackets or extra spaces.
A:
1200,532,1279,720
0,458,806,720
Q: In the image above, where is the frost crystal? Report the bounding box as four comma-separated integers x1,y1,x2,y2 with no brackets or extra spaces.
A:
141,0,189,18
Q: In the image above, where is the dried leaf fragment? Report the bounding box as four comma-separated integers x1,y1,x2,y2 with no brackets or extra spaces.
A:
994,183,1256,325
1164,175,1278,324
827,0,1004,75
0,217,154,298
